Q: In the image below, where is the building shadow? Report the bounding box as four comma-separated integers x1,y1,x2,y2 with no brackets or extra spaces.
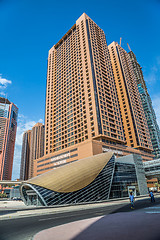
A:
70,198,160,240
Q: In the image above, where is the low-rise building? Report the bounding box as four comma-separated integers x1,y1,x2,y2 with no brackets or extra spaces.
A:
34,139,153,177
21,152,148,206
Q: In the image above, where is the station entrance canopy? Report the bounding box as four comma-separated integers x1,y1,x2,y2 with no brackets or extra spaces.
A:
20,152,148,206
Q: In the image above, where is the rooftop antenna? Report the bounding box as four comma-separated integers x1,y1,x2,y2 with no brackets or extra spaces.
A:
120,37,122,47
127,43,132,52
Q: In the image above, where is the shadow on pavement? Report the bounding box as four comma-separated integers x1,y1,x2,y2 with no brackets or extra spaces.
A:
70,197,160,240
70,211,160,240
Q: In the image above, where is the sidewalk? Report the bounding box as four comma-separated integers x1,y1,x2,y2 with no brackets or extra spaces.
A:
0,195,159,221
0,198,130,220
0,200,35,210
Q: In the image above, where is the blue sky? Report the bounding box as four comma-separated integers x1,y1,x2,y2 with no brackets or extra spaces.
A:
0,0,160,180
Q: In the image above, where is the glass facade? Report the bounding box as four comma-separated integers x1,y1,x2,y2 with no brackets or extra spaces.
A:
110,162,139,199
0,98,18,180
0,103,9,118
138,84,160,158
129,51,160,158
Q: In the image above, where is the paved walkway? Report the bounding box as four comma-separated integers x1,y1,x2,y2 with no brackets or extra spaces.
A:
0,195,159,220
0,200,32,210
34,204,160,240
0,199,130,220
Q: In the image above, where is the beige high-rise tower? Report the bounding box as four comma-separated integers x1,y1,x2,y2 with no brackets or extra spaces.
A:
45,13,125,155
108,42,152,152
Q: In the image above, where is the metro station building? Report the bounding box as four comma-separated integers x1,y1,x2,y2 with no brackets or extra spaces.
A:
21,152,148,206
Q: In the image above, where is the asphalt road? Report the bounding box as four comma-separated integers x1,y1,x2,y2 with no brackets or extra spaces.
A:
0,198,159,240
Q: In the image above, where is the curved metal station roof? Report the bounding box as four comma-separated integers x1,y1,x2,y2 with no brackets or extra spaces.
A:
27,152,114,193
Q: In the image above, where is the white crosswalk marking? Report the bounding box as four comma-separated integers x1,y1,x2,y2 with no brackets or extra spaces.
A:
145,206,160,214
146,211,160,214
145,207,160,209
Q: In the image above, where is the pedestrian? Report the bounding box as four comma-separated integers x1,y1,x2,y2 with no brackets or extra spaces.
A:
129,192,135,209
149,191,155,203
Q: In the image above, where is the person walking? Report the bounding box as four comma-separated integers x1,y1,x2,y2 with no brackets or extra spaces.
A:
149,191,155,203
129,192,135,209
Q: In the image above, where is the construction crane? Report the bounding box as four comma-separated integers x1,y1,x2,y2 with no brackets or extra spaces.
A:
127,43,132,52
120,37,122,46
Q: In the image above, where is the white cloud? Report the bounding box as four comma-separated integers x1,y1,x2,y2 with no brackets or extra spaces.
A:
16,120,37,146
0,91,6,96
0,74,12,89
12,144,22,181
152,95,160,128
145,69,157,85
144,56,160,86
0,74,12,97
146,57,160,128
12,114,44,180
38,118,44,124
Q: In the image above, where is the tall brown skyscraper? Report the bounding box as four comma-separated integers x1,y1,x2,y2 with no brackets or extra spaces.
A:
45,13,125,155
20,123,44,180
0,97,18,180
108,42,152,152
34,13,153,177
29,123,45,179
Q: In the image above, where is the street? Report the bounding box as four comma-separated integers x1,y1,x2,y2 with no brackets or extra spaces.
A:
0,197,160,240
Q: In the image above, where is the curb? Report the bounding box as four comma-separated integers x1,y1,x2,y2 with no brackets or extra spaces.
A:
0,193,159,213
